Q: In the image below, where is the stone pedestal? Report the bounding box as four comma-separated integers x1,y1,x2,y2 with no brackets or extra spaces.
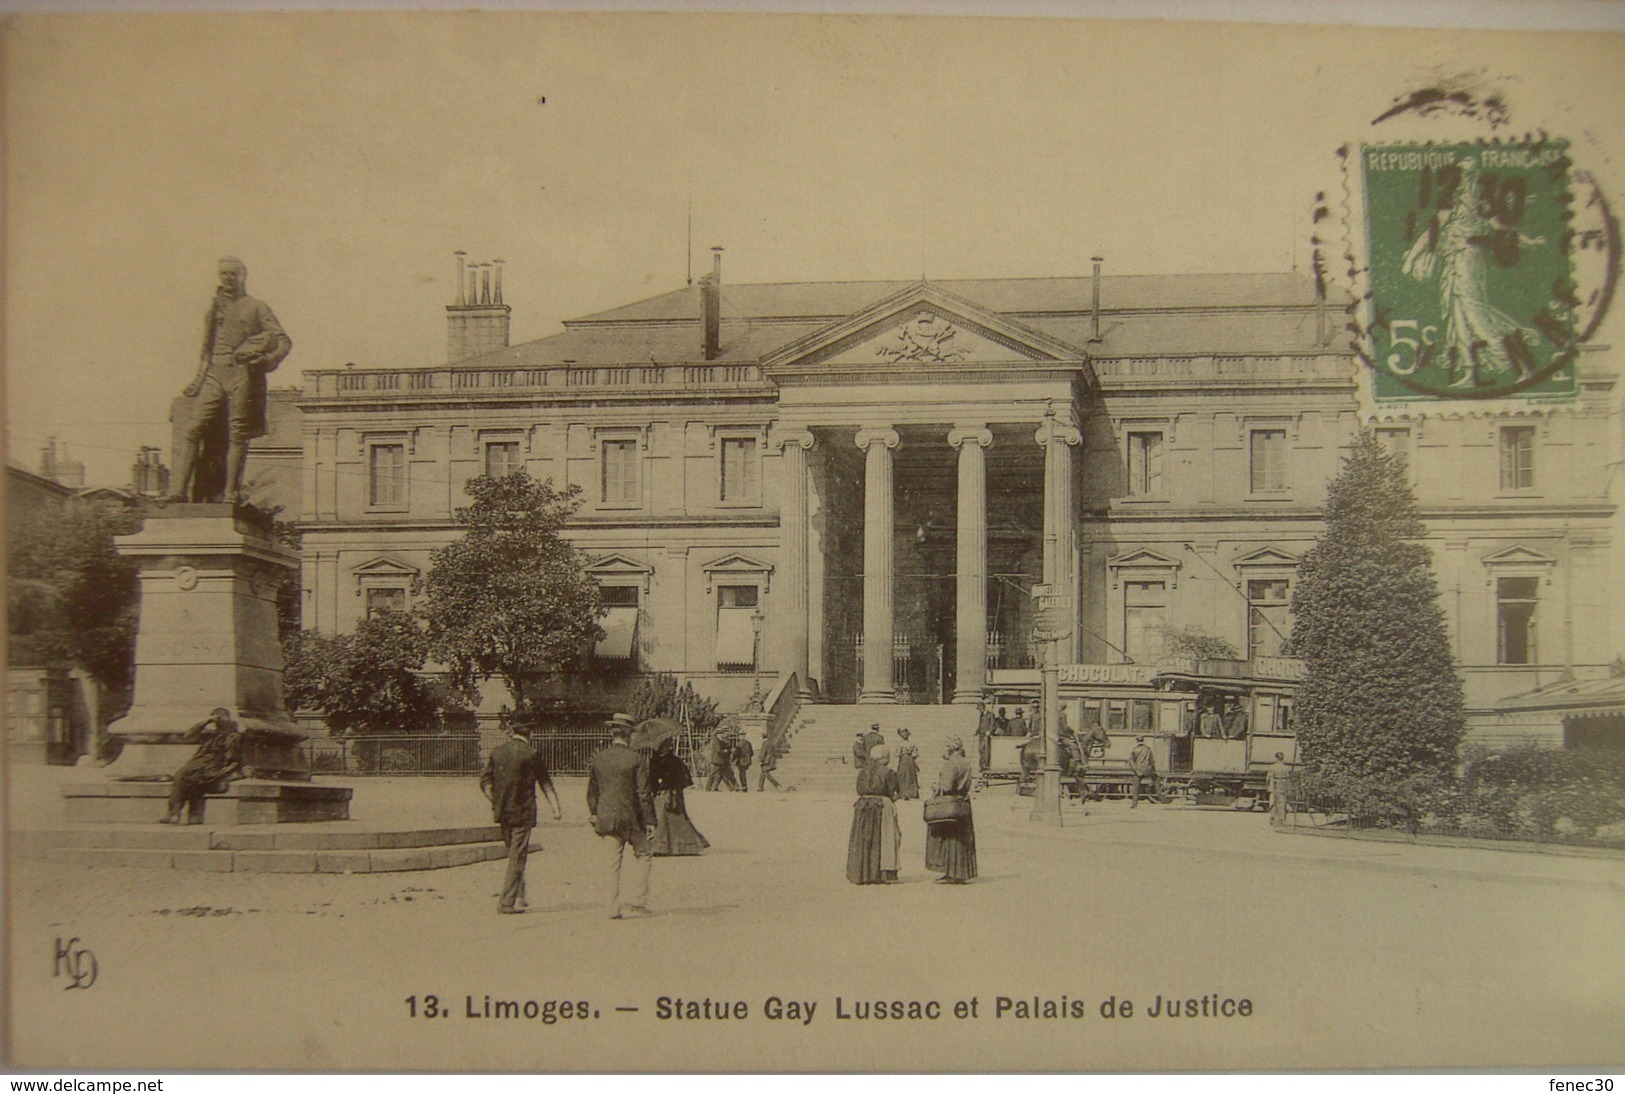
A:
73,504,349,822
61,779,353,825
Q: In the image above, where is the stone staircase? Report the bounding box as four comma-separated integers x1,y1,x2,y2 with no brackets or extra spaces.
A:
774,704,980,792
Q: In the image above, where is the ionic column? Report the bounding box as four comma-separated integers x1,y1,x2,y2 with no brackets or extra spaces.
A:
1036,408,1083,663
949,424,993,703
855,426,900,703
770,428,816,698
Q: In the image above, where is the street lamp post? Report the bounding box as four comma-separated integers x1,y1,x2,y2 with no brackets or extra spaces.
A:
751,610,766,705
1030,584,1070,826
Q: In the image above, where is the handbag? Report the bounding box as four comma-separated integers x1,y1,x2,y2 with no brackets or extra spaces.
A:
923,795,970,826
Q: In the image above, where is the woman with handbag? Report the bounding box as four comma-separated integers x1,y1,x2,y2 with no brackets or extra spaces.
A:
846,744,902,884
924,735,977,883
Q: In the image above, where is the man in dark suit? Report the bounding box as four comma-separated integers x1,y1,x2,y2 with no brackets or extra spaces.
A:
732,733,754,792
479,723,562,915
588,712,656,920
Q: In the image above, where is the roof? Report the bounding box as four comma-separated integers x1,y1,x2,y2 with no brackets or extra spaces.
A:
571,273,1322,325
1495,675,1625,716
448,271,1333,371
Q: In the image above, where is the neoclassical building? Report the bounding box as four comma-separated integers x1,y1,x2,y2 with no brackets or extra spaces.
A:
292,254,1622,742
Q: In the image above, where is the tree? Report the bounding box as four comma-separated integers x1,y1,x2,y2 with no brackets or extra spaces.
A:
282,612,439,735
420,472,604,713
1289,431,1465,783
7,496,143,717
624,673,723,740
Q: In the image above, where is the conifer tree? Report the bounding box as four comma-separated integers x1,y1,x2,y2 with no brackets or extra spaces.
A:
1290,432,1465,783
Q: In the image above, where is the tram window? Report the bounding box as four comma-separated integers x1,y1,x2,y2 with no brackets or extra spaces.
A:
1256,695,1276,736
1277,700,1295,735
1080,701,1103,731
1181,702,1197,735
1130,700,1155,733
1106,701,1127,732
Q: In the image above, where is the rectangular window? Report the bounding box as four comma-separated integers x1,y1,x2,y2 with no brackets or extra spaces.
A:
368,443,406,508
600,585,640,608
1122,581,1167,663
1375,427,1410,468
716,585,760,670
365,587,408,618
596,585,639,662
1497,576,1538,665
484,440,521,480
720,437,760,504
1250,429,1287,493
1126,431,1165,497
1499,427,1535,491
1247,579,1291,660
600,439,639,505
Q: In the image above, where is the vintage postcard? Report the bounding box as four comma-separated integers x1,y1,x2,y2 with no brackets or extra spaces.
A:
4,9,1623,1075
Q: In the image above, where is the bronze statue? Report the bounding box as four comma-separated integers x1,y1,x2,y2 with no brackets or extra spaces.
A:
170,257,291,504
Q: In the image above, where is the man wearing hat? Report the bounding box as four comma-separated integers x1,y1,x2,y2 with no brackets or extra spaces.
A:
851,731,870,769
704,728,737,791
1128,734,1157,809
479,721,563,915
588,713,657,919
161,707,245,825
862,723,885,761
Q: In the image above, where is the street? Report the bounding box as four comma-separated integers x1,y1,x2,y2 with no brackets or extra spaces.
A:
7,775,1624,1072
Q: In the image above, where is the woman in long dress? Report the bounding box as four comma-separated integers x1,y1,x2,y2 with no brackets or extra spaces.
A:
845,744,901,884
648,734,709,856
925,735,977,883
895,728,921,800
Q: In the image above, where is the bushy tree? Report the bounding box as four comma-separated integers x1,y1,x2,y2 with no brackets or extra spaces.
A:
420,472,604,713
624,672,723,739
1290,431,1465,782
7,496,143,716
282,611,439,735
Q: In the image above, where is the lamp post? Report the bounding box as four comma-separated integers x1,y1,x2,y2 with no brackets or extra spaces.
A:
1030,584,1071,826
751,610,766,705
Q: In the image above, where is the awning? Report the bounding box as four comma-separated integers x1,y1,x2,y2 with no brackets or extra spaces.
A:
1494,674,1625,719
595,607,638,660
716,607,758,667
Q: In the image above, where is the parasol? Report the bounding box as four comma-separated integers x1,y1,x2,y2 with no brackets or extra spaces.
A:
631,717,683,752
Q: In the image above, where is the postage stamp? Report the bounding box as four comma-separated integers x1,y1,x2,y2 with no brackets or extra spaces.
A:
1362,140,1578,401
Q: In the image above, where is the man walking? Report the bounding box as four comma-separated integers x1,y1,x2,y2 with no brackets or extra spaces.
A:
732,733,754,792
171,257,292,504
588,713,657,920
479,722,562,915
975,701,995,772
757,739,782,791
1128,734,1157,809
705,730,736,790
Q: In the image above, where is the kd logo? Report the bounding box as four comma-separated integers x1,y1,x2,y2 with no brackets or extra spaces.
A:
54,937,98,990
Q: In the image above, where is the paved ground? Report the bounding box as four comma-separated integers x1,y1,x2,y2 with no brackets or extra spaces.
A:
7,769,1624,1072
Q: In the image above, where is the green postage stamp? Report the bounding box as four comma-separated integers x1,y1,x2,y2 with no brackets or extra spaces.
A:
1362,141,1578,401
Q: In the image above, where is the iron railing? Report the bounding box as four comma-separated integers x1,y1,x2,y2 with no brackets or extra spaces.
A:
301,731,708,779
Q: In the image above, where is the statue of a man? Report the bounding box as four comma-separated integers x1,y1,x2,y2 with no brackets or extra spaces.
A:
170,257,292,504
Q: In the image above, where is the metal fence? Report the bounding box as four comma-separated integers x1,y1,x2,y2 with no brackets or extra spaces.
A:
301,731,710,779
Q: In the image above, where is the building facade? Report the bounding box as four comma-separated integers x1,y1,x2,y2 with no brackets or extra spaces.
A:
293,258,1622,741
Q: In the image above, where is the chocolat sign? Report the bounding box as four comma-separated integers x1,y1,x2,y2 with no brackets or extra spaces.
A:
1362,141,1580,402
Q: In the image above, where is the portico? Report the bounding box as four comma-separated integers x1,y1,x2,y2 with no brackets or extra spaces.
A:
760,282,1094,705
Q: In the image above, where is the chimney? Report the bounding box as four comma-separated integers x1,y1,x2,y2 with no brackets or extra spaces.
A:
702,247,723,361
446,251,512,363
1090,256,1104,343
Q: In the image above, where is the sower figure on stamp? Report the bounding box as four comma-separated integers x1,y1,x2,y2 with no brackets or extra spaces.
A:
170,256,291,505
588,713,657,920
162,707,245,825
479,722,563,915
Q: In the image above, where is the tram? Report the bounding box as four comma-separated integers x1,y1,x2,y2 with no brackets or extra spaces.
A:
983,656,1304,804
